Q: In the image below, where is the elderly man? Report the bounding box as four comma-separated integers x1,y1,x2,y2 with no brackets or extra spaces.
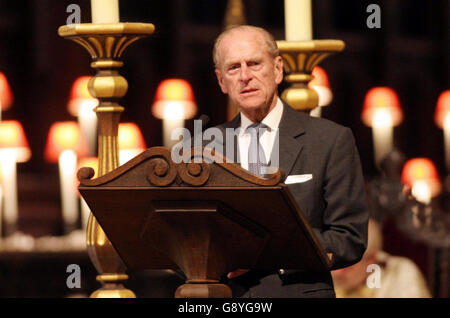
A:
213,25,368,298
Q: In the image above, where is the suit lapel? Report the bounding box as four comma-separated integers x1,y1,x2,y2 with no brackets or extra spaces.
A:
220,113,241,163
276,103,307,178
218,103,308,177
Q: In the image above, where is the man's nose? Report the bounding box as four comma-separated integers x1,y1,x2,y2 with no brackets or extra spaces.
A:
239,64,252,82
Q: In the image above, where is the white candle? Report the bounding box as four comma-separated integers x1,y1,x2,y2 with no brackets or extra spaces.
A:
443,113,450,171
412,180,431,205
78,101,98,157
91,0,120,24
372,126,393,167
163,119,185,150
309,106,322,118
58,150,79,233
162,102,185,149
80,198,90,230
371,108,394,167
284,0,313,41
119,149,142,165
0,149,18,233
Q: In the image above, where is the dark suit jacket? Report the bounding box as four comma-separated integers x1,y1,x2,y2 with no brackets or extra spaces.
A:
214,103,369,297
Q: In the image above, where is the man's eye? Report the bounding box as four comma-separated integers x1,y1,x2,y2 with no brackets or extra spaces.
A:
248,61,260,67
227,65,240,73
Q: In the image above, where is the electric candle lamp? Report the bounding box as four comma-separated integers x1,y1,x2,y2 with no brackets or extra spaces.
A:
401,158,441,205
77,157,98,230
118,122,146,165
434,90,450,171
45,121,88,233
68,76,99,156
362,87,403,167
0,72,13,120
152,79,197,149
0,185,2,237
0,121,30,235
308,66,333,117
284,0,312,41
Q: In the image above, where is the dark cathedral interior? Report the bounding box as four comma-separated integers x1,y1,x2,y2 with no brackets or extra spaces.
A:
0,0,448,299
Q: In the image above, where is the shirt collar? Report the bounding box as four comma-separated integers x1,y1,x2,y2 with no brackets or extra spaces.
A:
239,97,283,134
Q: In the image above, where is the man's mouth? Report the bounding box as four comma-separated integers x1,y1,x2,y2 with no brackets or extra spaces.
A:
241,88,259,95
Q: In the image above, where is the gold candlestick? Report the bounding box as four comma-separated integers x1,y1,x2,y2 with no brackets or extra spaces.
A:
58,23,155,298
276,40,345,112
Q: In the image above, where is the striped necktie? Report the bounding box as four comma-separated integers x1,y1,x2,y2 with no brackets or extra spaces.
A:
247,122,268,177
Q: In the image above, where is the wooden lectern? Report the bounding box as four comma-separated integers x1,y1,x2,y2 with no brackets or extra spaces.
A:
78,147,332,298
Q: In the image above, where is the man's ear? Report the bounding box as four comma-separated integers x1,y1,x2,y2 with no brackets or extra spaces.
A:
215,69,228,94
274,56,284,85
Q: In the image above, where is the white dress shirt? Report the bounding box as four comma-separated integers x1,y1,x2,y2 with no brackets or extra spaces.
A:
238,98,283,171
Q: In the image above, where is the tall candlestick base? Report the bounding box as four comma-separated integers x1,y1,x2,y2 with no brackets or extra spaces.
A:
276,40,345,112
59,23,155,298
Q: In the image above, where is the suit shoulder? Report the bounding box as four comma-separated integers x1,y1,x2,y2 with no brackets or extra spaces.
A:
215,113,240,130
298,111,351,135
283,103,349,134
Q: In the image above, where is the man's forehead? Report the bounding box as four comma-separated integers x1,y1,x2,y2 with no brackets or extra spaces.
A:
222,48,265,65
220,29,265,47
218,31,268,63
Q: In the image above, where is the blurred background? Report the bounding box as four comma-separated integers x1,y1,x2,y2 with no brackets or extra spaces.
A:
0,0,448,297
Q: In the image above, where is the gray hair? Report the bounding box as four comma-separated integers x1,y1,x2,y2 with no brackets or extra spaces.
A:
213,25,280,69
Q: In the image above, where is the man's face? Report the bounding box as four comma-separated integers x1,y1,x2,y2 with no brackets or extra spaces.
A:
215,30,283,120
